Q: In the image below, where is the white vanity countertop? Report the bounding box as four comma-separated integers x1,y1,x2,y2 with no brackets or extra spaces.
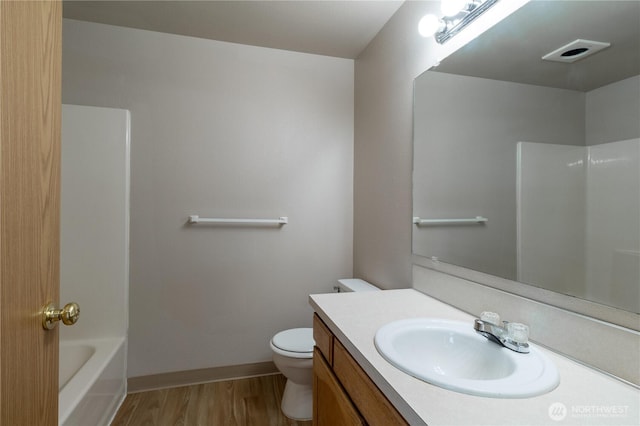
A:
309,289,640,426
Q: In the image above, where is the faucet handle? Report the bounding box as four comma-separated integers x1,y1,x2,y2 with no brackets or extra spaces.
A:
507,322,529,344
480,311,500,325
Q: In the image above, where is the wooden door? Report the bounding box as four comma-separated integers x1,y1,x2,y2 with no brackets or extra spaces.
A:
0,1,62,425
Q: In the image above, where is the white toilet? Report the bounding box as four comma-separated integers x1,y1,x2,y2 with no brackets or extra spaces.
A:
270,278,380,420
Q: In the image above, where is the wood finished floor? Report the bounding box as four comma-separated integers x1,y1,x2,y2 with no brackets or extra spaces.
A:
111,374,312,426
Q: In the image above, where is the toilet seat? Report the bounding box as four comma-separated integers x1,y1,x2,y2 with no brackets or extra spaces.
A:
271,328,314,358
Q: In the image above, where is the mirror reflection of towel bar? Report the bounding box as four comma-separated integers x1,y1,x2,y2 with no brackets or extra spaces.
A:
188,215,288,225
413,216,488,225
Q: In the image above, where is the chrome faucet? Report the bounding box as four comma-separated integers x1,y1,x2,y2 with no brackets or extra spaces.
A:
474,312,530,354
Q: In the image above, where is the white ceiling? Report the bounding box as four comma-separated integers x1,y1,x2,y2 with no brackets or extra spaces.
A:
62,0,405,59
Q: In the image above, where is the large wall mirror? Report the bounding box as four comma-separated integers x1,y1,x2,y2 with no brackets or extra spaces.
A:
413,1,639,315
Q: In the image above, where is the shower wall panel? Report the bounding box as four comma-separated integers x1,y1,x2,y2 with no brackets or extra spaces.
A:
516,142,586,296
585,139,640,312
60,104,130,340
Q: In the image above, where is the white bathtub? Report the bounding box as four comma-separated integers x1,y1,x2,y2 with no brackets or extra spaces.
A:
59,337,127,426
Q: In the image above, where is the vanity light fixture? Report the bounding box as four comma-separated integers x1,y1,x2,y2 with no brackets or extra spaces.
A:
419,0,499,44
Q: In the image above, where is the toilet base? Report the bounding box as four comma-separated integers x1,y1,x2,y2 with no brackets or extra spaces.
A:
280,380,312,421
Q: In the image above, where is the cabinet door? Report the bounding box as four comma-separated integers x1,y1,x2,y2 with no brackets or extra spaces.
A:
333,340,408,426
313,349,365,426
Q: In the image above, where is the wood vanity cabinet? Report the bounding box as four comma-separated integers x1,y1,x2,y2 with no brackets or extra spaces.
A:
312,314,408,426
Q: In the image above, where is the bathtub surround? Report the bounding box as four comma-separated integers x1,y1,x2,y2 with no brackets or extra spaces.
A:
62,19,354,379
60,105,130,424
60,105,130,341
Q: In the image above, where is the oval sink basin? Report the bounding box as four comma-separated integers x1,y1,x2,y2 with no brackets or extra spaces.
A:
374,318,559,398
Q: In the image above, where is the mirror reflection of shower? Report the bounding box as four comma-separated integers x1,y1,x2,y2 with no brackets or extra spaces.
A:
517,137,639,313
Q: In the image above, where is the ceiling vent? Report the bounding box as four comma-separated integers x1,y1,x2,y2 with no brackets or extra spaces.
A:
542,39,611,63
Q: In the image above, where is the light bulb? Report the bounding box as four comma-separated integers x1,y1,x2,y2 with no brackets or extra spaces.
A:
418,14,443,38
441,0,468,17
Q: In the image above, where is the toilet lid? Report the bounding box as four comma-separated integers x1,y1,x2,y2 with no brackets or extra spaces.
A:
272,328,314,353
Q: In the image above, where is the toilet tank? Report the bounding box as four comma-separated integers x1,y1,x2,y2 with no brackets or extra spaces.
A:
336,278,380,292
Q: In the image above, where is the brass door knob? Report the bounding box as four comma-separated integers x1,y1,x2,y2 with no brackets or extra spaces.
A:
42,302,80,330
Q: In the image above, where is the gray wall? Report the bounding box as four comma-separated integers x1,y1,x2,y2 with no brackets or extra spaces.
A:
63,19,354,377
586,75,640,145
353,1,438,288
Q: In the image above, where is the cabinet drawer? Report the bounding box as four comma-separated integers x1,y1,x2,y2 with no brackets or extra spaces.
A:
313,314,333,364
333,339,408,426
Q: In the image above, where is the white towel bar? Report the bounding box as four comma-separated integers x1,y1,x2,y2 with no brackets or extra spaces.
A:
413,216,488,225
188,215,288,225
